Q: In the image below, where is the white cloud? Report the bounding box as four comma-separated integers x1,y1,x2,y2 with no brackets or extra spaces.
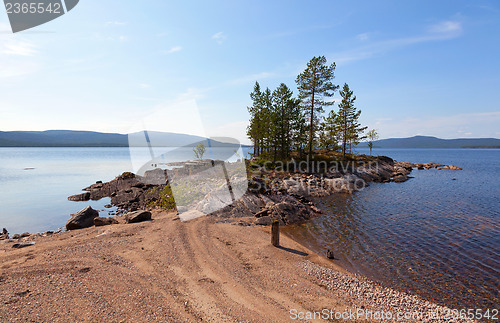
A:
119,35,127,42
333,20,463,65
139,83,150,89
357,33,370,41
162,46,182,54
212,31,226,44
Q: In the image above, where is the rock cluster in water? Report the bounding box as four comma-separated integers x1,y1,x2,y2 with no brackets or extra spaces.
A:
64,156,462,228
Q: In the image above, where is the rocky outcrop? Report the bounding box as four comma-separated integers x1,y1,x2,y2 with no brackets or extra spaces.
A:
66,206,99,230
66,156,462,228
68,170,171,212
125,210,152,224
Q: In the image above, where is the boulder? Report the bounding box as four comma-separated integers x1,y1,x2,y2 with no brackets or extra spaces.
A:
125,210,151,223
0,228,9,240
255,215,273,226
94,217,119,226
66,206,99,230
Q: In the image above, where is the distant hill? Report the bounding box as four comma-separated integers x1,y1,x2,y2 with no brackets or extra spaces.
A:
0,130,242,147
358,136,500,148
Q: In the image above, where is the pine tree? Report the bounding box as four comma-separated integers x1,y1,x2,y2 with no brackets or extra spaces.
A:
296,56,339,160
319,110,340,151
247,82,264,156
336,83,367,158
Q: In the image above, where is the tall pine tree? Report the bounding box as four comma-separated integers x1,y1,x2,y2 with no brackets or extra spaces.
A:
296,56,339,160
336,83,367,158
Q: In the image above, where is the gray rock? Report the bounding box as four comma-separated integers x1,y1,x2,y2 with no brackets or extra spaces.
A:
255,215,273,225
125,210,151,223
0,228,9,240
66,206,99,230
93,217,119,226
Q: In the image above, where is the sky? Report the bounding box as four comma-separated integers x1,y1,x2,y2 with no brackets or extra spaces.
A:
1,0,499,144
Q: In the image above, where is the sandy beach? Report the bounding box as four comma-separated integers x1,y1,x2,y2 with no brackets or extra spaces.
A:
0,210,470,322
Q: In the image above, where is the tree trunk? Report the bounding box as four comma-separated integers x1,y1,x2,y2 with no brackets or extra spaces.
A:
308,90,315,163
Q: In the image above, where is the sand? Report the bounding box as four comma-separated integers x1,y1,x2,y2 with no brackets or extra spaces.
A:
0,212,470,322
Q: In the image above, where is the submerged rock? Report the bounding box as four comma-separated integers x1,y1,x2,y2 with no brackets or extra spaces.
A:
66,206,99,230
440,165,462,170
393,175,409,183
67,192,91,201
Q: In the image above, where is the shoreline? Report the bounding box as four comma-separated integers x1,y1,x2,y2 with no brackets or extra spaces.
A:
1,156,480,320
0,210,471,322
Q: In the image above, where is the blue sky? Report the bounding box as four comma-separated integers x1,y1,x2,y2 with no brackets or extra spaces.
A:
1,0,499,144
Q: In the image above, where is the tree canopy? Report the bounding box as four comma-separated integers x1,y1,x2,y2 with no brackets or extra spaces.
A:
247,56,369,162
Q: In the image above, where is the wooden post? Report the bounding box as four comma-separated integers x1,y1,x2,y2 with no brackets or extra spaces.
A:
271,220,280,247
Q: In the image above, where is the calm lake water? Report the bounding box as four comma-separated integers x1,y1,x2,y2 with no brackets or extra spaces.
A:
284,148,500,310
0,148,132,234
1,147,498,310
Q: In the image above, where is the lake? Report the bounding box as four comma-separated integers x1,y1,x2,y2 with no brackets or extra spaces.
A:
0,147,498,310
284,148,500,310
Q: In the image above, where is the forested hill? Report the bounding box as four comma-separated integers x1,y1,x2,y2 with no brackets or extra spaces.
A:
0,130,238,147
358,136,500,148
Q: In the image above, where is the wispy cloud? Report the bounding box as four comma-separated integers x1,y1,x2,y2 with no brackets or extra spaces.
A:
333,20,463,64
139,83,150,89
162,46,183,54
1,39,37,56
356,33,370,41
212,32,226,44
0,32,40,77
428,20,462,35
